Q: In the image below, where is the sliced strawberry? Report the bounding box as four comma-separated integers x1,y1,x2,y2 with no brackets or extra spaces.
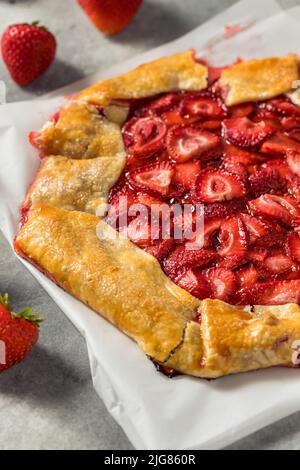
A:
123,116,167,156
281,116,300,131
207,65,229,83
263,252,294,275
254,105,279,121
122,217,154,248
224,144,267,166
287,129,300,142
136,192,164,208
236,264,259,289
106,185,136,226
217,216,248,262
128,161,175,196
173,161,201,191
29,130,44,157
161,109,199,126
194,169,246,203
201,120,222,131
176,269,211,299
261,133,300,155
286,149,300,178
167,125,220,163
292,218,300,233
249,194,300,225
173,211,195,243
222,161,248,180
249,167,286,197
206,267,237,302
287,175,300,202
203,219,222,248
204,198,247,221
179,95,226,119
240,214,269,244
163,246,218,279
230,103,255,118
287,232,300,262
223,117,274,148
235,280,300,305
254,223,287,249
266,99,300,118
261,158,291,178
145,238,175,261
149,93,180,114
249,248,268,263
280,266,300,280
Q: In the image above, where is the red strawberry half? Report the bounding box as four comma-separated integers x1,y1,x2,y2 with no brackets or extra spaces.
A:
123,116,167,156
223,117,274,148
128,161,175,196
194,169,246,203
167,125,220,162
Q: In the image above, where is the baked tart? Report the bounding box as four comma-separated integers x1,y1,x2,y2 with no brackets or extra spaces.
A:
15,50,300,378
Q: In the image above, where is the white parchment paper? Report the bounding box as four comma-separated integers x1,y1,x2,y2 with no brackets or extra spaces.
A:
1,0,300,450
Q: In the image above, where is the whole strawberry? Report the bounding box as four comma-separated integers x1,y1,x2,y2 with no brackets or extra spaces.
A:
77,0,142,36
1,22,56,86
0,293,42,373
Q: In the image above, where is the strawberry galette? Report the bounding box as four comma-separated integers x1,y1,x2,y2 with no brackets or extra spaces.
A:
15,51,300,378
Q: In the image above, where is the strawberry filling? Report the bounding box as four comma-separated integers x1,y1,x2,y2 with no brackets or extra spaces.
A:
166,125,221,162
123,116,167,156
90,87,300,305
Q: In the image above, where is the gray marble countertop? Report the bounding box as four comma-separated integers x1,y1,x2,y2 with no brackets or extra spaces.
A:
1,0,300,450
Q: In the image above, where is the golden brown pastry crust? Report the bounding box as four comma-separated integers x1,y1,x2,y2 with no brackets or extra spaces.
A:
220,55,299,106
18,52,300,379
15,207,300,377
24,156,125,215
79,50,208,105
165,301,300,378
38,102,126,159
15,206,200,363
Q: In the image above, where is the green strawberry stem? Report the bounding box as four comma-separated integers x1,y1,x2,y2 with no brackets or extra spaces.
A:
0,293,43,327
31,20,47,30
0,293,11,310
